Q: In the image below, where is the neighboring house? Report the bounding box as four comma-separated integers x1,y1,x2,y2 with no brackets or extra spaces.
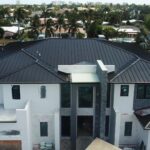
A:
117,26,140,38
0,39,149,150
1,26,24,38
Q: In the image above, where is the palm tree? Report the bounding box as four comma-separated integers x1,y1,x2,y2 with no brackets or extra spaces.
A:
14,7,28,38
45,18,56,37
30,15,41,39
0,27,4,38
56,14,65,37
0,7,10,19
65,10,80,37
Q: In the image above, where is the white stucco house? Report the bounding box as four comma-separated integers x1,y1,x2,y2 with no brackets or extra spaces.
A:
0,39,149,150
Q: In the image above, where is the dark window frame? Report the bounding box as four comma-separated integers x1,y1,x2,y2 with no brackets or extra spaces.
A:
61,116,71,137
78,86,94,108
40,86,46,98
124,122,132,136
12,85,20,100
61,84,71,108
40,122,48,137
105,116,109,136
136,84,150,99
120,85,129,96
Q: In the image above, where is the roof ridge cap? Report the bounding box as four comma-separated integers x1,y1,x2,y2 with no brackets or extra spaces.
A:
36,61,67,82
140,58,150,64
21,49,67,82
110,58,141,82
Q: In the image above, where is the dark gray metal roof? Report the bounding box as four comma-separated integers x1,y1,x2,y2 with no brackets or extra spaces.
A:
0,50,66,83
25,39,137,73
0,40,41,59
0,38,149,84
0,63,65,84
102,40,150,61
111,59,150,83
135,113,150,130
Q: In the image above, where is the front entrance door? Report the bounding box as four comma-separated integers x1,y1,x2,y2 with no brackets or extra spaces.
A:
76,116,93,150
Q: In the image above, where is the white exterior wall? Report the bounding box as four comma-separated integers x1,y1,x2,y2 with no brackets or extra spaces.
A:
113,84,135,113
119,114,140,145
1,84,60,149
16,102,32,150
113,84,137,146
54,111,60,150
136,120,150,150
113,83,150,149
0,85,4,104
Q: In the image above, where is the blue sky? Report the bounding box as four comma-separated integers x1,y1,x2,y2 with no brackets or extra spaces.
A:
0,0,150,5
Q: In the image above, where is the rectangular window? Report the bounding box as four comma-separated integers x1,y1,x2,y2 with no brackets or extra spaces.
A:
106,84,110,108
40,86,46,98
120,85,129,96
61,116,70,137
137,84,150,99
105,116,109,136
124,122,132,136
137,85,145,99
145,86,150,99
78,86,93,108
12,85,20,99
61,84,70,108
40,122,48,136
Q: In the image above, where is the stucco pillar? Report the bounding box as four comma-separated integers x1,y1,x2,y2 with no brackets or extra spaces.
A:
114,111,121,146
54,111,60,150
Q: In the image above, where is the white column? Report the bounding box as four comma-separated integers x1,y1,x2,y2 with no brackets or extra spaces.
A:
146,131,150,150
16,102,32,150
114,111,121,146
54,111,60,150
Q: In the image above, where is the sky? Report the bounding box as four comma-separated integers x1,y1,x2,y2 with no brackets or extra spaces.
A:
0,0,150,5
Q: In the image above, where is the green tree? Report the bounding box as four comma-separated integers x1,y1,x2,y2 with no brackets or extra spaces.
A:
56,14,65,37
0,28,4,38
29,15,41,39
65,10,80,37
87,21,102,38
14,7,29,38
28,29,39,39
31,15,40,32
144,14,150,30
76,32,85,39
102,27,118,40
0,7,10,19
45,18,55,37
0,19,11,26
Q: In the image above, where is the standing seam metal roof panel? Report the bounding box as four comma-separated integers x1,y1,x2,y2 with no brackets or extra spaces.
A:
111,59,150,83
